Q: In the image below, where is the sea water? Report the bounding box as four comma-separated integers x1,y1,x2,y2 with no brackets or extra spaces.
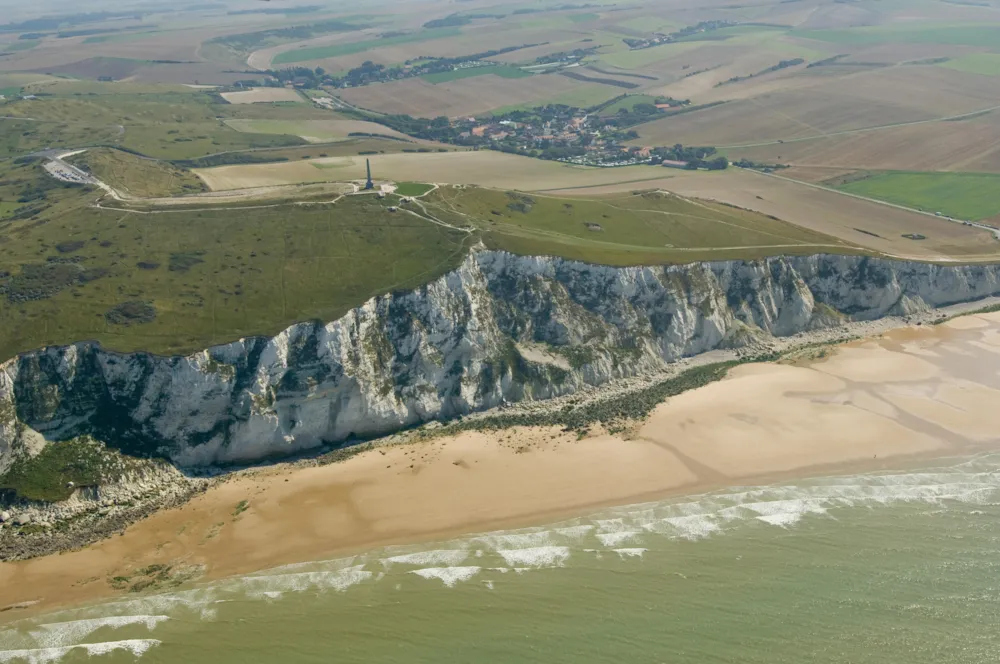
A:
4,453,1000,663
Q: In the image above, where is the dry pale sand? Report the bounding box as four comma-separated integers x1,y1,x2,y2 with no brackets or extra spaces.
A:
4,313,1000,613
220,88,304,105
193,151,678,192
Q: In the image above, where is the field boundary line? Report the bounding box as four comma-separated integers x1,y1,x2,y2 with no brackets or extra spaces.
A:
719,104,1000,149
739,167,1000,241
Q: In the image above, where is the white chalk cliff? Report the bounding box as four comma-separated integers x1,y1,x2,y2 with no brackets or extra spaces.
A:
3,251,999,471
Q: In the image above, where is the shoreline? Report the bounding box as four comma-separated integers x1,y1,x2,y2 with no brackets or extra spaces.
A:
3,304,1000,619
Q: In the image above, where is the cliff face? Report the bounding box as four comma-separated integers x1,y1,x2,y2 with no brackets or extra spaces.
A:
3,251,1000,470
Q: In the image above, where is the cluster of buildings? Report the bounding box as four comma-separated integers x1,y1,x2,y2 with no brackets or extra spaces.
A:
451,109,653,167
623,20,736,51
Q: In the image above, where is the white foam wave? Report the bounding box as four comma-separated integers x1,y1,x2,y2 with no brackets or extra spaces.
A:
0,639,159,663
497,546,570,568
663,515,721,540
614,548,647,559
473,529,555,551
595,531,640,547
409,567,481,587
554,525,594,540
235,566,372,597
49,588,220,625
382,549,469,568
28,616,168,649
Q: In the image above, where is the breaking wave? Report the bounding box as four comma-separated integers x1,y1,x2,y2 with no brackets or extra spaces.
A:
0,640,159,663
5,452,1000,658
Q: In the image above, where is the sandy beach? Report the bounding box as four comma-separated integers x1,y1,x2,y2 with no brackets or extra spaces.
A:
3,312,1000,615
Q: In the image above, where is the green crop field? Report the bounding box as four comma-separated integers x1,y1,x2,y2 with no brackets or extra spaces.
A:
0,160,473,362
4,40,39,52
677,25,787,43
422,66,532,84
567,13,599,23
490,85,623,115
272,28,462,65
83,30,159,45
836,172,1000,222
597,42,703,70
943,53,1000,76
793,24,1000,47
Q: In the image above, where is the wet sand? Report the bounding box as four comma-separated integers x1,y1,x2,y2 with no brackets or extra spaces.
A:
3,312,1000,615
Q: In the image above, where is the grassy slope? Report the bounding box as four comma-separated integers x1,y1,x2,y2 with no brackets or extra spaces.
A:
0,158,866,363
0,82,334,160
0,161,473,361
836,172,1000,221
68,149,207,198
424,187,862,266
395,182,435,196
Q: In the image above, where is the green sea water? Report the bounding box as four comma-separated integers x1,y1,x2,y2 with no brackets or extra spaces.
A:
4,453,1000,663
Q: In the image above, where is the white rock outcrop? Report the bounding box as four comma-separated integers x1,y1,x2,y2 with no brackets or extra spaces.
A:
2,251,999,469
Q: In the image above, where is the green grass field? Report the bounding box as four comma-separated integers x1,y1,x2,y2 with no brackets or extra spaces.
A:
0,202,20,218
422,66,532,84
0,82,340,160
67,149,208,198
942,53,1000,76
423,186,860,267
395,182,435,196
567,13,599,23
83,30,159,45
0,160,473,362
836,171,1000,221
597,42,703,70
272,28,462,65
677,25,787,43
4,40,39,52
491,84,623,115
223,119,349,142
597,95,661,115
794,24,1000,47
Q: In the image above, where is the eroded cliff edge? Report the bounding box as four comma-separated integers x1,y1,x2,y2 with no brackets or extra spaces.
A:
4,250,1000,474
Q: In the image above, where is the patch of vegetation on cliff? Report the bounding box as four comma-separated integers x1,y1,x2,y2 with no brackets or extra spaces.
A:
0,437,149,502
105,300,156,326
